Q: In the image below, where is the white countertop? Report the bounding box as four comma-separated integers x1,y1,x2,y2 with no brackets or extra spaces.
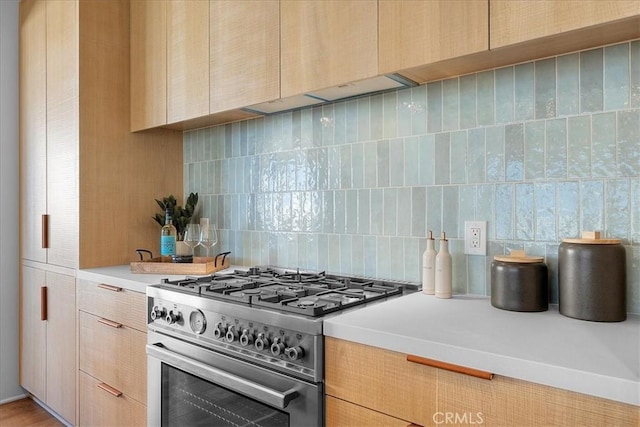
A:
324,292,640,406
76,264,241,293
77,265,184,293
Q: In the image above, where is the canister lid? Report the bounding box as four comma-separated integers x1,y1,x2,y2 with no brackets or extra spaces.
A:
494,250,544,263
562,231,621,245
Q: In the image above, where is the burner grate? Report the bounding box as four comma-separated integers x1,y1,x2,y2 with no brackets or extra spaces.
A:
160,267,406,316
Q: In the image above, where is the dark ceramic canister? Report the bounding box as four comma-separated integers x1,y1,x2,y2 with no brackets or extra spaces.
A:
491,251,548,312
558,231,626,322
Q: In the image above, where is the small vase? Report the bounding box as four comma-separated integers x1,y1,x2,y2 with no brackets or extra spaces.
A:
175,240,190,256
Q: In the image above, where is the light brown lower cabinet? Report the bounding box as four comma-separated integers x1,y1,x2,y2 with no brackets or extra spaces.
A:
326,396,409,427
79,371,146,427
20,265,76,425
79,311,147,404
325,337,640,427
77,279,147,426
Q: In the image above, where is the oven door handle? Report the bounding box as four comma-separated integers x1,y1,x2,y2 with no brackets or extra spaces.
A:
147,343,299,409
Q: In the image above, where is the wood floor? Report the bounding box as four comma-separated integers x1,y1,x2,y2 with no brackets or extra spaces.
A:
0,398,63,427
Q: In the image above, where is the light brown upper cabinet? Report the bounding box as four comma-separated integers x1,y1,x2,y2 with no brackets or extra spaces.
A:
280,0,378,98
167,0,210,123
131,0,167,131
46,0,79,270
19,0,48,265
379,0,489,74
21,0,183,268
491,0,640,49
20,0,78,269
210,0,279,113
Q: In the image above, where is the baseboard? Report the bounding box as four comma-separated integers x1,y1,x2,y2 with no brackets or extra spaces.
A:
0,393,28,405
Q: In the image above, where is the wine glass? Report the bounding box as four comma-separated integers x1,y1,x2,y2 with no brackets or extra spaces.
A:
200,224,218,258
183,224,201,257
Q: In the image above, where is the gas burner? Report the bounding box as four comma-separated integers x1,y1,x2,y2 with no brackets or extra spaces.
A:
275,269,327,284
236,267,279,278
256,290,368,316
207,276,256,287
175,279,198,288
161,275,267,302
235,288,263,295
296,299,326,309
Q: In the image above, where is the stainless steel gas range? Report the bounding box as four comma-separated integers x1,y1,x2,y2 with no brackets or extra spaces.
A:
146,266,416,426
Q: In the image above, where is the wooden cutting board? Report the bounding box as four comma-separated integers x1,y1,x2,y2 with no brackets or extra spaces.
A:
130,254,230,275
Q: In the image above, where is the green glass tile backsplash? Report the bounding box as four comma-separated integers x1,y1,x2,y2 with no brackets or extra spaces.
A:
184,41,640,314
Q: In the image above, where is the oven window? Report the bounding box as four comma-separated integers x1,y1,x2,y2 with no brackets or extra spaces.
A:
161,363,289,427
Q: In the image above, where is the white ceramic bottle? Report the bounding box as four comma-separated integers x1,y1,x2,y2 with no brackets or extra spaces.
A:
435,231,452,299
422,230,437,295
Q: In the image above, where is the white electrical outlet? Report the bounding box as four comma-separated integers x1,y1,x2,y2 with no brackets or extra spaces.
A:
464,221,487,255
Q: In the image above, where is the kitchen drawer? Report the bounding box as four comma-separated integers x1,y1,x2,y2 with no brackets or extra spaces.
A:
77,279,147,331
325,336,437,425
327,338,639,427
79,371,146,427
79,310,147,404
326,396,409,427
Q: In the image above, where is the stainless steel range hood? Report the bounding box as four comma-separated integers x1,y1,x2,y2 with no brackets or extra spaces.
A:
245,73,416,115
244,94,325,115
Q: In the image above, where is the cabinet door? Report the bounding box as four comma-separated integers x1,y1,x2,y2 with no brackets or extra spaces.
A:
379,0,489,74
326,396,409,427
46,0,78,269
280,0,378,97
79,371,146,427
19,265,46,401
325,337,437,426
45,271,76,425
19,0,47,264
436,368,640,427
167,0,209,123
491,0,640,49
209,0,279,113
131,0,167,131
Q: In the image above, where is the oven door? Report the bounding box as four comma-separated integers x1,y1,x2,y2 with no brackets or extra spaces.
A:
147,331,322,427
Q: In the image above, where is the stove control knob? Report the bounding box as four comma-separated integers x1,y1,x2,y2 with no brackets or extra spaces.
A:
239,329,254,347
150,306,166,321
225,325,239,343
213,322,227,339
270,337,286,356
285,346,304,361
165,310,181,325
255,333,270,351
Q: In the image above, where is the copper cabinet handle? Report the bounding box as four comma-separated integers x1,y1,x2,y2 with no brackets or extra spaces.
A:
407,354,494,380
41,214,49,248
40,286,47,321
97,382,123,397
97,318,122,328
98,283,122,292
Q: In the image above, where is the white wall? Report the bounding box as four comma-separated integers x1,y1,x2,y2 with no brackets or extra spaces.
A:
0,0,25,403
